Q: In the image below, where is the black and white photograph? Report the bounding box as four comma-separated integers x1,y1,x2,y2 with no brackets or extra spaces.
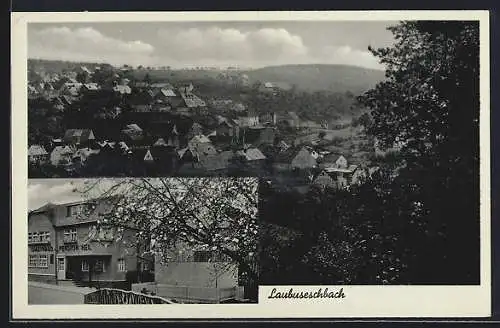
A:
28,177,259,304
12,11,490,319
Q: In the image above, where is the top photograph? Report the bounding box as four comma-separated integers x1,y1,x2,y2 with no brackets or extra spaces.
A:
27,19,479,188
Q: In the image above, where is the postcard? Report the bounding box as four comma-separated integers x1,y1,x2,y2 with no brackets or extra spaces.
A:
11,10,491,319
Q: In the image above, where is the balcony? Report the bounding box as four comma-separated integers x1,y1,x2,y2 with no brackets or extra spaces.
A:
28,239,51,245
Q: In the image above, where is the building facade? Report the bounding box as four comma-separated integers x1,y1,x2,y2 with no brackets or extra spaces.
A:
28,199,147,288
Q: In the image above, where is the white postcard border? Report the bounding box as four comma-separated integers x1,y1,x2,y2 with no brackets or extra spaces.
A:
11,10,491,319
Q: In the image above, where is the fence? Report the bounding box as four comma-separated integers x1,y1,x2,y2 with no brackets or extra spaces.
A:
84,288,174,304
132,283,245,303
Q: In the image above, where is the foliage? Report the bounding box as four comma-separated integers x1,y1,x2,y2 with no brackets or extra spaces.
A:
79,178,259,283
358,20,480,283
261,21,480,285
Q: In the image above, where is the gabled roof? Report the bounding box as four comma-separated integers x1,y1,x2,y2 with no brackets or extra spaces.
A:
150,82,174,89
198,151,235,171
28,145,48,156
144,149,154,162
180,92,206,108
113,85,132,94
153,138,167,147
83,83,100,91
321,153,344,164
63,129,95,142
124,124,143,132
324,164,358,174
237,148,266,161
160,88,177,97
189,134,211,144
73,148,100,159
51,145,76,155
273,147,302,164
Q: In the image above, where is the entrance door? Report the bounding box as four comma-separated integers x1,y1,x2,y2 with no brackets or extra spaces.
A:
57,256,66,280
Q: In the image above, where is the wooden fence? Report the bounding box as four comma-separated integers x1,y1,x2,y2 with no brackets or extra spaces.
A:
84,288,174,304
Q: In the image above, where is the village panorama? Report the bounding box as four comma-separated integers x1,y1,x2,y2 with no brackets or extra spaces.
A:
26,20,480,304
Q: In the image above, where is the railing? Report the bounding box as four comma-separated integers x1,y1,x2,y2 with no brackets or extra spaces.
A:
84,288,174,304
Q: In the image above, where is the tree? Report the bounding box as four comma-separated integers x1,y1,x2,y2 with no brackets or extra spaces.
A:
358,21,480,283
78,178,259,292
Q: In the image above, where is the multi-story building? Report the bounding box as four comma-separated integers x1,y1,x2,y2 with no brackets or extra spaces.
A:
28,198,150,288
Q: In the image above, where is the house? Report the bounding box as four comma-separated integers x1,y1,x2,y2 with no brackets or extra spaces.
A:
177,147,196,163
235,147,267,172
196,150,236,173
247,109,259,127
153,138,168,147
258,127,276,145
28,199,149,288
187,122,204,140
28,145,49,164
290,147,317,170
61,82,83,97
50,146,76,166
179,92,206,108
277,112,300,128
259,111,277,125
259,81,292,95
321,164,359,189
215,116,236,137
271,149,293,171
312,170,336,189
112,85,132,95
150,82,175,90
188,135,217,159
319,153,348,169
178,82,194,94
81,83,100,93
232,103,246,113
277,140,291,152
121,124,144,141
63,129,96,146
72,148,100,165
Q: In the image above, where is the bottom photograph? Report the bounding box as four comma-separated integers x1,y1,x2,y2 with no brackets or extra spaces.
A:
27,177,259,304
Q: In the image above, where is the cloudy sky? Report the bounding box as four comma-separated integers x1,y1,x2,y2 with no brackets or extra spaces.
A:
28,21,397,70
28,178,122,211
28,179,87,211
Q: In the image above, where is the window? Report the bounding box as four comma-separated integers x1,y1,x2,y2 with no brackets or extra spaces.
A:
38,255,48,268
32,232,40,243
63,228,78,243
50,254,54,265
141,261,149,271
81,260,89,272
95,259,105,272
117,258,126,272
96,226,114,241
41,231,51,243
67,204,85,217
29,255,38,267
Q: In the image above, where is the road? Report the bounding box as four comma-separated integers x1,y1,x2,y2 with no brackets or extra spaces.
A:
28,281,94,304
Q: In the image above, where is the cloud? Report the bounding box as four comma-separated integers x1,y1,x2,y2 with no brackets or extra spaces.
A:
314,45,383,70
27,25,384,70
29,26,156,66
28,180,84,210
156,27,308,65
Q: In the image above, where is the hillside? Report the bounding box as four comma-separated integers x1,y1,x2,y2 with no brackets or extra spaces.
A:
243,64,385,94
28,59,385,95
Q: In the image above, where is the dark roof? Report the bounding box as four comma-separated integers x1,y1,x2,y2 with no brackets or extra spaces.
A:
198,151,235,171
63,129,95,143
273,147,302,164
